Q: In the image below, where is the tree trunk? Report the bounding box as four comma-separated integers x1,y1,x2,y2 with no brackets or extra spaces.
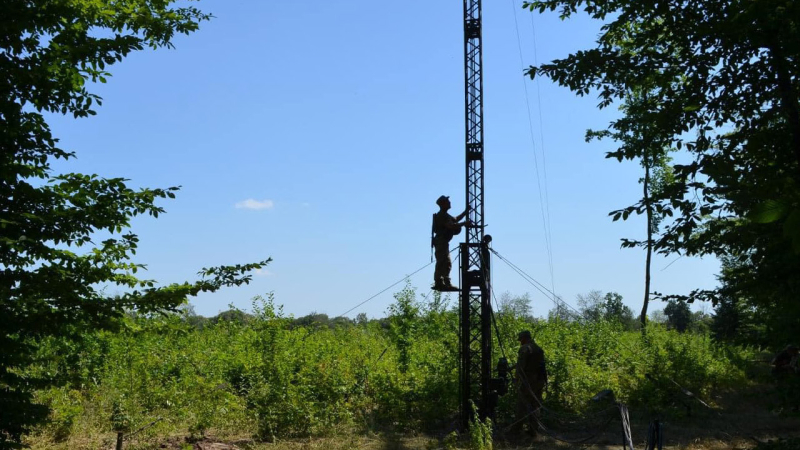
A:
641,161,653,332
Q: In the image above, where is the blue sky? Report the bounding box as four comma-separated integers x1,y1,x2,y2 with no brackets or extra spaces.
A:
45,0,719,319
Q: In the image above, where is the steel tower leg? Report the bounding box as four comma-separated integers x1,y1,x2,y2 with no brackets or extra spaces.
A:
460,0,496,429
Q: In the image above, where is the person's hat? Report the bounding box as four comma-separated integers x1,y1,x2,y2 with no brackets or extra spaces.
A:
436,195,450,206
518,330,532,340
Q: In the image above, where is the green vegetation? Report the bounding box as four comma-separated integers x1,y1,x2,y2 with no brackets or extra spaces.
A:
22,288,760,448
1,1,267,447
4,0,798,448
524,0,800,348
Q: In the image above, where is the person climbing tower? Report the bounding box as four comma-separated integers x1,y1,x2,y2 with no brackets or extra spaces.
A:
431,195,468,291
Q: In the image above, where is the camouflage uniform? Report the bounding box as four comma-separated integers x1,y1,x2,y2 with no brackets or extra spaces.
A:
514,337,546,434
432,209,461,288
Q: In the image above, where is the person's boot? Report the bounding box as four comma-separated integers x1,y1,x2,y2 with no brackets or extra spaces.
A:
433,278,459,291
441,279,459,291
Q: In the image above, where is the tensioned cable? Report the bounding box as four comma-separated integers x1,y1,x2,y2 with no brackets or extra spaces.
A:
335,247,458,318
478,250,639,446
489,249,715,443
484,250,621,428
527,8,557,297
508,0,557,296
480,250,510,360
491,248,582,321
491,247,585,323
492,248,556,300
661,255,683,271
491,246,717,416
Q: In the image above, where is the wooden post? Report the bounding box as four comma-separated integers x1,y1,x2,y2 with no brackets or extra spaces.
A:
116,432,123,450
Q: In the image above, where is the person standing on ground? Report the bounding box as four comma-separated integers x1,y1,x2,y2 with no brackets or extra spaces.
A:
772,344,800,412
513,330,547,436
771,345,799,375
431,195,468,291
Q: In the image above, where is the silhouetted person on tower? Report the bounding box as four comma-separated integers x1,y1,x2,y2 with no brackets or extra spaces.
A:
431,195,468,291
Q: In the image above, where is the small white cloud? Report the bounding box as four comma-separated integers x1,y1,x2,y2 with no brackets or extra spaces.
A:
301,202,311,207
235,199,274,210
255,268,273,277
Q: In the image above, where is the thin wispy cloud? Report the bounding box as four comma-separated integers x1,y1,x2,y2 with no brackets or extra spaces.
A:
235,199,274,210
254,268,273,277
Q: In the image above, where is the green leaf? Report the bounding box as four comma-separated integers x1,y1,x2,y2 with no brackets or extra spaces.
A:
750,200,788,224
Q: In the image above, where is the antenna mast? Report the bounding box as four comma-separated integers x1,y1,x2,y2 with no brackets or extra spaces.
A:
459,0,506,427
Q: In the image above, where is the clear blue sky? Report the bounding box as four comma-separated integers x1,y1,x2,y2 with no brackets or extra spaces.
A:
45,0,719,319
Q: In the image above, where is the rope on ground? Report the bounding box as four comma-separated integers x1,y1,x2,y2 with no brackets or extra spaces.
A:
620,403,635,450
500,401,619,445
124,417,164,441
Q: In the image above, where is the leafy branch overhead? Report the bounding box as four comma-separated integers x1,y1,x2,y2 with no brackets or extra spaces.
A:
1,1,267,447
522,0,799,343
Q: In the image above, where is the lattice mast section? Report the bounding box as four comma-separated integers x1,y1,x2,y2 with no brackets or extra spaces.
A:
459,0,493,427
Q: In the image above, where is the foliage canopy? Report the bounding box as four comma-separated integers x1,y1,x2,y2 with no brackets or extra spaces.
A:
1,1,267,447
524,0,800,345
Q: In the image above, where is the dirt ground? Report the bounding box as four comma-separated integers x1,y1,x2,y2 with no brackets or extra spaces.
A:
32,378,800,450
155,384,800,450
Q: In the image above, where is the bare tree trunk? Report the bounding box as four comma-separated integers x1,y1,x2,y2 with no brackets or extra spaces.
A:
641,161,653,332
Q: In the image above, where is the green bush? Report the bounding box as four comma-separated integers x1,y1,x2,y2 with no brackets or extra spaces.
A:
24,290,757,447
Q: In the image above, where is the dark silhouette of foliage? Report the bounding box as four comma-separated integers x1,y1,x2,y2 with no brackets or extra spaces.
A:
524,0,800,346
290,312,355,329
664,299,692,333
0,1,268,447
212,309,255,325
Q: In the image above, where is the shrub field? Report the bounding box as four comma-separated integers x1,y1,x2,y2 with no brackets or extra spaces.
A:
24,288,759,448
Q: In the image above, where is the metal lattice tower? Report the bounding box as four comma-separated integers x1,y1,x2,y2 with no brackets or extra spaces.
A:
459,0,497,427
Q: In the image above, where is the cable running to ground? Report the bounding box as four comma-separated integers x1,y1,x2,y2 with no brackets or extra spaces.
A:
508,0,557,295
336,247,458,318
491,248,583,322
527,9,557,297
491,247,718,414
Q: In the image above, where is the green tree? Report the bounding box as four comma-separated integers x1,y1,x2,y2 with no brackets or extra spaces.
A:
587,90,675,329
0,1,268,446
602,292,636,329
387,283,419,373
577,290,635,328
664,299,693,333
648,309,667,324
577,289,604,322
498,291,533,320
524,0,800,344
711,297,744,342
547,296,577,322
